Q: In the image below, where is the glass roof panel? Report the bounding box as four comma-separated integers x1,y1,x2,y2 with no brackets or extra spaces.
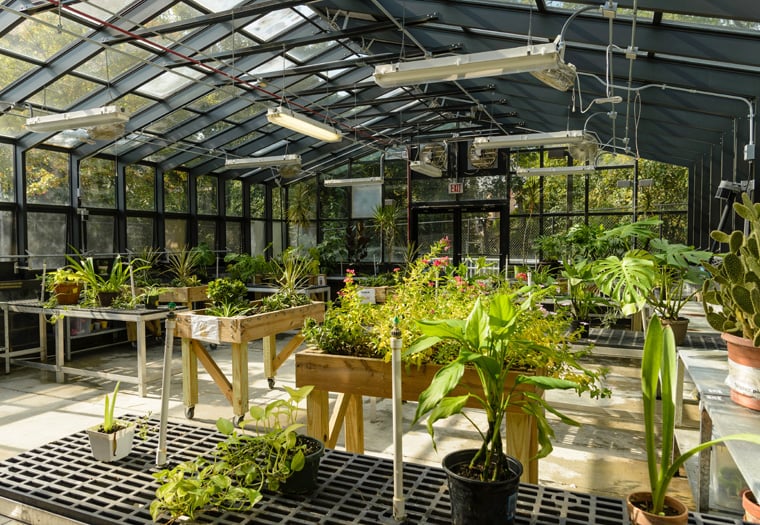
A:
288,75,324,94
187,121,234,143
26,75,101,111
288,40,336,62
43,129,94,149
75,43,152,80
69,0,132,23
225,130,263,149
99,132,149,156
145,146,178,163
0,113,28,138
194,0,246,12
145,109,198,134
248,56,296,77
112,92,156,115
226,101,267,123
243,9,304,41
187,88,235,112
136,66,206,98
0,11,90,60
0,55,37,91
661,14,760,32
203,32,257,56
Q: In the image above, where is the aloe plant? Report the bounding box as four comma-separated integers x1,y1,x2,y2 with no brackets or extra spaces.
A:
702,193,760,345
102,382,120,433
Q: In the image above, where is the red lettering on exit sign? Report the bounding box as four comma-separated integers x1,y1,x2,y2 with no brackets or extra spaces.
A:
448,182,463,194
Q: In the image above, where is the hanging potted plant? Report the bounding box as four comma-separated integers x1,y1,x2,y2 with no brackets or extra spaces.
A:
408,293,586,525
627,316,760,524
702,192,760,410
86,382,135,462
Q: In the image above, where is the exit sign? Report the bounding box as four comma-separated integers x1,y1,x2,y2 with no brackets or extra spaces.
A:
448,182,463,194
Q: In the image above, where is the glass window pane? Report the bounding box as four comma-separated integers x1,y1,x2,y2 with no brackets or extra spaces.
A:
351,184,381,219
0,13,89,61
226,180,242,217
320,185,349,219
251,220,267,255
164,170,188,213
250,184,265,219
0,55,36,92
26,75,99,111
272,221,284,256
86,214,114,254
197,176,218,215
26,149,70,205
417,212,454,254
80,157,116,208
126,164,155,211
165,218,187,252
198,220,216,249
127,216,154,250
0,144,15,202
27,211,67,269
226,222,243,253
0,210,17,259
272,187,283,220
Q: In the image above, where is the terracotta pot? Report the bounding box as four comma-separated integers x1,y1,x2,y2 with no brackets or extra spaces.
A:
721,332,760,411
743,489,760,523
661,317,689,346
627,492,688,525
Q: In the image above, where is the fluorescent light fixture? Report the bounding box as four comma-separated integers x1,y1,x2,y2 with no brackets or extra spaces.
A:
25,105,129,132
324,177,383,187
224,154,301,169
473,130,593,152
373,37,574,90
410,161,443,178
266,107,342,143
515,165,596,176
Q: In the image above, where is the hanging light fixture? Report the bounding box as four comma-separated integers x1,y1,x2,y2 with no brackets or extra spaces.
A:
515,165,596,176
25,105,129,133
410,161,443,178
323,177,383,187
266,107,342,143
373,37,575,91
472,130,595,153
224,154,301,169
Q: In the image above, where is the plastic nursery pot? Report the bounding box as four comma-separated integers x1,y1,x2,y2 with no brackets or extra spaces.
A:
97,291,120,307
442,449,523,525
626,492,688,525
86,424,135,462
279,436,325,495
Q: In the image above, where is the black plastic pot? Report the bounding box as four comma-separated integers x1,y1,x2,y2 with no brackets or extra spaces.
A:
442,449,522,525
280,435,324,495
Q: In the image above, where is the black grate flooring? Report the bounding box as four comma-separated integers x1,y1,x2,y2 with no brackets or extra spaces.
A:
0,419,748,524
584,328,724,351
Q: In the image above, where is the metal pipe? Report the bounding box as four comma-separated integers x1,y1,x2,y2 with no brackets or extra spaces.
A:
156,303,177,467
390,317,406,522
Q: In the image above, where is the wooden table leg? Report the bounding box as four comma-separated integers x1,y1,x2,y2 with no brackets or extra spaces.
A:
344,394,364,454
231,342,248,419
307,389,330,444
263,334,275,387
181,337,198,417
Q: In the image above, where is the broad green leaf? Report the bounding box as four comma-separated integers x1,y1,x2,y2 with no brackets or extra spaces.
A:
413,361,465,423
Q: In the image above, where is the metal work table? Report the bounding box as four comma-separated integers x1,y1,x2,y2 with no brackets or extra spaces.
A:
0,419,748,525
2,300,178,397
675,348,760,512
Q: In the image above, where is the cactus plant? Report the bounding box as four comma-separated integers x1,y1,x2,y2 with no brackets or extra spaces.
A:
702,192,760,346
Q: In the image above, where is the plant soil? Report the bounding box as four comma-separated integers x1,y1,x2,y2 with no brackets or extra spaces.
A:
296,435,321,455
449,457,515,482
631,500,684,517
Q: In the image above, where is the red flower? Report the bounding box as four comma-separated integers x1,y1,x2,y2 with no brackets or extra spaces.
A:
516,272,528,281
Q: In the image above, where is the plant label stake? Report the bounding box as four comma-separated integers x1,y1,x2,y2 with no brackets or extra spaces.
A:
391,317,407,522
156,303,176,467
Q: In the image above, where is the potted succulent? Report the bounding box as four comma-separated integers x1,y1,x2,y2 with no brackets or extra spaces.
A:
702,192,760,409
86,382,135,462
45,267,82,305
627,316,760,524
408,293,587,525
150,385,323,522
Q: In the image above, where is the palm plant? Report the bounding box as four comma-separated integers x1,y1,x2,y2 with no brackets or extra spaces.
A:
166,246,203,287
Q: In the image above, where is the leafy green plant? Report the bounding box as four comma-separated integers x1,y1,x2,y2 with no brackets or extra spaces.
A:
102,381,120,433
166,246,204,287
205,278,254,317
65,254,148,306
636,316,760,516
407,293,592,482
702,192,760,345
151,386,317,522
225,252,272,283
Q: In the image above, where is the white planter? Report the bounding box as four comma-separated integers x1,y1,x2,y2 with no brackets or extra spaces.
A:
86,424,135,462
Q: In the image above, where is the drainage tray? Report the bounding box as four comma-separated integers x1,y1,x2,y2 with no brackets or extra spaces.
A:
0,419,746,524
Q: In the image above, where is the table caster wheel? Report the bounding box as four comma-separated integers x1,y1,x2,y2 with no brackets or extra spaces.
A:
234,414,245,426
185,406,195,419
210,343,218,350
268,377,275,389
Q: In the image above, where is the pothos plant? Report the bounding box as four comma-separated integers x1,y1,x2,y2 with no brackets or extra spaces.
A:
150,386,316,522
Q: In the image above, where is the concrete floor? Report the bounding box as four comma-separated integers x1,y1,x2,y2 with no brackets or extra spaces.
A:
0,303,737,523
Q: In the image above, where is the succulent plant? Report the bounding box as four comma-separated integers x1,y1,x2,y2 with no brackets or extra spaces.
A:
702,193,760,346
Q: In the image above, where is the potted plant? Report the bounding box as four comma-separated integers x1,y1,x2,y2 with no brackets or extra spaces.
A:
627,316,760,524
225,252,272,284
86,382,135,462
205,277,255,317
408,293,586,525
702,193,760,409
150,385,323,522
66,255,145,307
137,284,169,309
593,239,712,343
45,267,82,305
744,489,760,523
165,245,204,287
